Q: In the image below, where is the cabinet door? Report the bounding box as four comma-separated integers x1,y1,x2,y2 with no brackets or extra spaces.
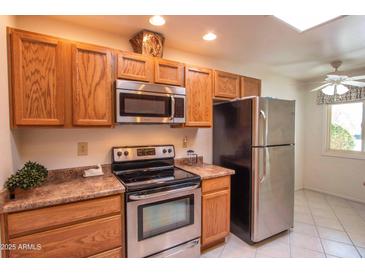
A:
10,30,65,126
202,189,230,247
154,58,184,86
117,51,153,82
214,70,240,99
185,66,213,127
72,43,113,126
241,76,261,97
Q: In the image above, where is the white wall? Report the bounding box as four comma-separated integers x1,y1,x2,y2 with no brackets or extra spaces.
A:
0,16,19,187
2,16,304,190
302,81,365,202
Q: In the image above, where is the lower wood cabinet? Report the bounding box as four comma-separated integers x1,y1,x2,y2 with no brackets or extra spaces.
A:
1,195,125,258
201,176,231,250
89,247,123,258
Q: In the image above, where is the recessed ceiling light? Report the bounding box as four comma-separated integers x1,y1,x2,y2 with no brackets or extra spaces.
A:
203,32,217,41
274,15,340,32
149,15,165,26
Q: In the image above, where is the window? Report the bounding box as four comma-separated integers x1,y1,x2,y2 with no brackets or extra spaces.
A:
325,101,365,157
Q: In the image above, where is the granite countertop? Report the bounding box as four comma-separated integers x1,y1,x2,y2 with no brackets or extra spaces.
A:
175,158,235,180
0,165,125,214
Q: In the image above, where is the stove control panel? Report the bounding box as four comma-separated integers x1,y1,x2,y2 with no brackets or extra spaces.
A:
113,145,175,162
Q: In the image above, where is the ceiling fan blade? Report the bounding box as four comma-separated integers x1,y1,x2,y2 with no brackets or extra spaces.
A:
310,83,331,92
349,75,365,81
342,80,365,87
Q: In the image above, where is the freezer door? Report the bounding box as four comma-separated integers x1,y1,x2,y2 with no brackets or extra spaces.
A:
251,145,294,242
255,98,295,146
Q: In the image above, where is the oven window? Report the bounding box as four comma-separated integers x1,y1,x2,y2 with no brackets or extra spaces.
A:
120,93,171,117
138,195,194,241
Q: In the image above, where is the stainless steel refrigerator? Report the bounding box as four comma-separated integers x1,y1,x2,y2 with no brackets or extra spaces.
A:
213,97,295,243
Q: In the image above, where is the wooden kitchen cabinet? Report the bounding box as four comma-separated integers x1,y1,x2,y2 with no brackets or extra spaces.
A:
9,29,66,126
9,215,122,258
89,247,123,258
117,51,154,82
213,70,240,99
201,176,231,250
185,65,213,127
1,195,125,258
241,76,261,97
154,58,185,86
72,43,113,126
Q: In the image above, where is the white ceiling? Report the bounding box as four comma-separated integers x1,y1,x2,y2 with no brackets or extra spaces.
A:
49,15,365,80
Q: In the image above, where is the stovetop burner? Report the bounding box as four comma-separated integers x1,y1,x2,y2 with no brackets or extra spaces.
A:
111,145,200,192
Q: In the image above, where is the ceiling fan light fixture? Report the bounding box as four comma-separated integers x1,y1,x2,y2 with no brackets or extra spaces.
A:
322,85,335,95
336,84,349,95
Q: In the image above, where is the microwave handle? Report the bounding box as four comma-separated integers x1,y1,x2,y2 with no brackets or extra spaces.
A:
169,95,175,120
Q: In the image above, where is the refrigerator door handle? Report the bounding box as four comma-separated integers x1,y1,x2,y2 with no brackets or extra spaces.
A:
259,109,267,145
259,147,267,184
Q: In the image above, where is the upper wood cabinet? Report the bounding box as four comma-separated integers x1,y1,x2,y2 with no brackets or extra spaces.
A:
72,43,113,126
201,176,231,249
185,66,213,127
241,76,261,97
213,70,240,99
154,58,184,86
117,51,153,82
10,29,66,126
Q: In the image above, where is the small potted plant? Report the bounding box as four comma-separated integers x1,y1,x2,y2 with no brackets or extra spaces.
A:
4,161,48,200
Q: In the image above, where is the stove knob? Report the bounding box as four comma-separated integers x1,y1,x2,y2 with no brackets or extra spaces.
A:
168,148,172,153
117,151,122,157
162,149,167,154
124,151,129,156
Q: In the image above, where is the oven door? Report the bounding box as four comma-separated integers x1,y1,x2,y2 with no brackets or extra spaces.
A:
126,182,201,258
117,90,175,123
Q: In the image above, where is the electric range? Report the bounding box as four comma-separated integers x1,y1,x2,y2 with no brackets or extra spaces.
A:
111,145,201,258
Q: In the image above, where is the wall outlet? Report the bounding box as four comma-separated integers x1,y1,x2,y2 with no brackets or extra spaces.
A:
77,142,88,156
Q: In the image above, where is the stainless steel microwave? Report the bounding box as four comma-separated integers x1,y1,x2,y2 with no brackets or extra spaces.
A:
116,80,185,124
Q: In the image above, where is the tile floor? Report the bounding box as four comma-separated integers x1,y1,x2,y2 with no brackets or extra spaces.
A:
201,189,365,258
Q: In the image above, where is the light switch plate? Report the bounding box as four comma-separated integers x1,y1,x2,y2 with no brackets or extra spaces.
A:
78,142,88,156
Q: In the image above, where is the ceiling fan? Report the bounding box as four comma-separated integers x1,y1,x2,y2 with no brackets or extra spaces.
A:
311,61,365,95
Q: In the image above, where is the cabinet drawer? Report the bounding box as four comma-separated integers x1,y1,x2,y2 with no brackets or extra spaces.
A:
9,215,122,258
89,247,123,258
202,176,230,194
8,195,122,237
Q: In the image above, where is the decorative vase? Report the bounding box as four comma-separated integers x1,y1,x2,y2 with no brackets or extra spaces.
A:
129,29,165,57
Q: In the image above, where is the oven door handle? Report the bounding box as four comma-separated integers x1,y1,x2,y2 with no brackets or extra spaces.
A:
129,184,200,201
